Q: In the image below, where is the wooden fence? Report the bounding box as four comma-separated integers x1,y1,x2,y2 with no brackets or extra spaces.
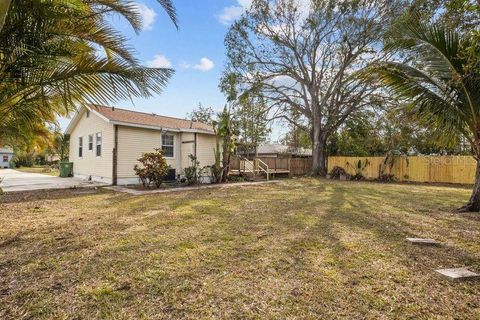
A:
231,155,477,184
290,158,312,175
328,156,477,184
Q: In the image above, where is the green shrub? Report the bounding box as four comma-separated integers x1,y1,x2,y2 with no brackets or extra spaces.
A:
347,159,370,181
183,154,200,184
377,174,396,182
329,166,347,179
134,148,169,188
228,175,245,182
13,154,34,167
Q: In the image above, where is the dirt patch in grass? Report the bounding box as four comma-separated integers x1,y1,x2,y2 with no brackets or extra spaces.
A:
0,178,479,319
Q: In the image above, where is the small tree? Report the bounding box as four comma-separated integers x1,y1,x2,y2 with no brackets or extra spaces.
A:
187,103,215,124
134,148,169,188
235,92,270,157
212,134,223,183
184,154,200,184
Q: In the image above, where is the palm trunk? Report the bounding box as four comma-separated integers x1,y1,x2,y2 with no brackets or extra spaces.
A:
221,133,231,182
0,0,11,33
461,159,480,212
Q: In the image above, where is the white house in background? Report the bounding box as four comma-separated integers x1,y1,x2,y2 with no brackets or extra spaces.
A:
0,148,14,168
65,105,218,185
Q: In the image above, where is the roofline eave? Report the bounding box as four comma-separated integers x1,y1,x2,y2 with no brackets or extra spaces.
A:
109,120,216,135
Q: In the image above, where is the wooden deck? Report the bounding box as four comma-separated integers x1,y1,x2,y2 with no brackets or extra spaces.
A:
228,156,313,177
229,169,290,175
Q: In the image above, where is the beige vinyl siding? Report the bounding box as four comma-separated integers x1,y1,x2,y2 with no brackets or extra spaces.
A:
196,133,217,168
180,132,195,171
69,109,114,181
117,126,180,179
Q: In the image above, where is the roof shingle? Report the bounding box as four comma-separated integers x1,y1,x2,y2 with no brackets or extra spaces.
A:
90,105,215,134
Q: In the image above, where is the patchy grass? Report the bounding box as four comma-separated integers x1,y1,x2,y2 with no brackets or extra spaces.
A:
14,166,59,177
0,178,479,319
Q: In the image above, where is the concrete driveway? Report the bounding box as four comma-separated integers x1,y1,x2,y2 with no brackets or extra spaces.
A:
0,169,107,192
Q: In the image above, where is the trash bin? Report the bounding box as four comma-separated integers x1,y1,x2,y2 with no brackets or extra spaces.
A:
59,162,73,177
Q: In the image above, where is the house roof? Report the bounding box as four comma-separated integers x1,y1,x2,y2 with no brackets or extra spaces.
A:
257,144,312,156
92,105,215,134
66,105,215,135
0,148,14,154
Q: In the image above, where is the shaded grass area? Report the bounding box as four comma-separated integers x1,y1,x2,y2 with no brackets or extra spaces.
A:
14,166,59,177
0,178,479,319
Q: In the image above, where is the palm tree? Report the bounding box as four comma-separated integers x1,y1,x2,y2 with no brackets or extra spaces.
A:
368,17,480,211
0,0,177,141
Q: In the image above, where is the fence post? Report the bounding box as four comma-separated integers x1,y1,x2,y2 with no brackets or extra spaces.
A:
288,157,292,178
274,158,277,179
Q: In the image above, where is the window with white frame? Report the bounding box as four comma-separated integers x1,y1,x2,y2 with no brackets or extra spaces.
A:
78,137,83,157
95,132,102,157
3,155,8,162
161,134,174,158
88,134,93,151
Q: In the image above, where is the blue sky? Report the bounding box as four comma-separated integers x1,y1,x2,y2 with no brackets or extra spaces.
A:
60,1,260,131
115,0,238,114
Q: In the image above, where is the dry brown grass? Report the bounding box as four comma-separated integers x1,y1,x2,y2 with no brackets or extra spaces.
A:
0,178,479,319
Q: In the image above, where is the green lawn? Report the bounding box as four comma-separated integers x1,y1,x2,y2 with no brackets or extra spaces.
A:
0,178,479,319
14,166,59,176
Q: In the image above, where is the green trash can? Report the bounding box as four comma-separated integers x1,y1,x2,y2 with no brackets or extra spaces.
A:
59,162,73,177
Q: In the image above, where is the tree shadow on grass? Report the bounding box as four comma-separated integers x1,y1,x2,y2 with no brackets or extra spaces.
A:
2,179,479,318
230,181,480,274
0,188,113,204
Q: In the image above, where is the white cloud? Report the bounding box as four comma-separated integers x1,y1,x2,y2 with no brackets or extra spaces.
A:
193,57,215,72
147,54,172,68
134,3,157,31
217,0,252,25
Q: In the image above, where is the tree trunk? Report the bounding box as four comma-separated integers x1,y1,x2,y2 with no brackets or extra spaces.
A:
460,159,480,212
312,140,327,176
311,127,327,176
221,133,231,182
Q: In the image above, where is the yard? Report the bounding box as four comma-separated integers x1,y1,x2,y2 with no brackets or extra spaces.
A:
0,178,479,319
14,166,59,177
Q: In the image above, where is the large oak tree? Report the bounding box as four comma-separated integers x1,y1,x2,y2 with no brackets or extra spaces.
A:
225,0,403,175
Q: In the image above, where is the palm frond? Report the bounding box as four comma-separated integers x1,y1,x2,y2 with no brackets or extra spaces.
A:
367,17,479,151
0,0,178,132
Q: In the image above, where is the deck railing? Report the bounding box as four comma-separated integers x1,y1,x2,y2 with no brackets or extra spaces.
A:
255,158,270,181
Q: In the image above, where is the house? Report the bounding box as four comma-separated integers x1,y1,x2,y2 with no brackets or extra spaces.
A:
0,148,14,168
65,105,217,185
238,143,312,159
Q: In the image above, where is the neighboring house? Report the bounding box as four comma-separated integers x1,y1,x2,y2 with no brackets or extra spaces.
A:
65,105,217,185
0,148,14,168
238,143,312,159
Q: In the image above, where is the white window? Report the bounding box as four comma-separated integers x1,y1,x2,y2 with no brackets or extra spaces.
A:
78,137,83,158
3,155,8,162
161,134,174,158
88,134,93,151
95,132,102,157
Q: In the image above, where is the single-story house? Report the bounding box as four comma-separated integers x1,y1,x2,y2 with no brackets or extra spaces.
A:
238,143,312,159
0,148,14,168
65,105,217,185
